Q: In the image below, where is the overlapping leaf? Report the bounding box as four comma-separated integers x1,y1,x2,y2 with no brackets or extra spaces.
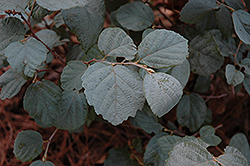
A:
0,68,27,100
84,44,104,61
36,29,60,49
138,29,188,68
0,0,29,12
66,45,85,62
30,160,55,166
158,135,181,159
55,91,88,130
166,138,219,165
177,93,207,131
226,64,244,86
243,74,250,95
130,103,163,134
143,72,183,117
116,1,154,31
62,0,105,51
180,0,218,24
23,80,62,127
36,0,88,11
0,17,26,53
232,10,250,45
5,37,47,77
225,0,245,10
200,125,221,146
13,130,43,162
104,148,139,166
82,62,145,125
189,30,224,76
229,133,250,164
98,28,137,60
61,60,87,90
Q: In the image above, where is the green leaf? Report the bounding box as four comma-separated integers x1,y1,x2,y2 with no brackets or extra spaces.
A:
166,137,219,165
210,29,236,57
66,45,85,62
200,125,222,146
225,0,245,10
98,28,137,60
62,0,105,51
243,74,250,95
54,13,64,28
116,1,154,31
203,108,213,125
177,93,207,132
55,91,88,130
157,135,181,159
138,29,188,68
0,17,26,52
170,59,190,88
5,37,47,77
144,132,169,166
0,0,29,12
241,58,250,75
143,72,183,117
215,5,234,38
194,76,211,93
105,0,129,12
30,160,55,166
195,11,218,33
229,133,250,164
84,44,105,61
233,10,250,45
23,80,62,127
104,148,139,166
216,146,248,166
36,0,88,11
189,30,224,76
142,28,155,39
36,29,60,49
130,103,163,134
82,62,145,125
0,68,27,100
13,130,43,162
61,60,87,91
226,64,244,86
179,0,217,24
31,3,50,21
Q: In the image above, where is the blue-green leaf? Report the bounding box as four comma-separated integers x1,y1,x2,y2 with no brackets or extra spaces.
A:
116,1,154,31
13,130,43,162
0,17,26,53
243,74,250,95
225,0,245,10
84,44,104,61
166,137,219,166
62,0,105,51
177,93,207,132
61,60,87,91
226,64,244,86
138,29,188,68
66,45,85,62
194,76,211,93
216,146,248,166
30,160,55,166
142,28,155,39
189,30,224,76
229,133,250,164
36,0,88,11
82,62,145,125
130,103,163,134
36,29,60,49
55,91,88,130
98,28,137,60
5,37,47,77
0,0,29,12
0,68,27,100
144,132,169,166
241,58,250,75
104,148,139,166
233,10,250,45
200,125,222,146
180,0,217,24
24,80,62,127
144,72,183,117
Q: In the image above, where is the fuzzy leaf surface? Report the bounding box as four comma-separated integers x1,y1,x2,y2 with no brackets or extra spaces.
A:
158,135,181,159
200,125,221,146
23,80,62,127
116,1,154,31
177,93,207,132
138,29,188,68
36,0,88,11
82,62,145,125
0,0,29,12
144,72,183,117
226,64,244,86
13,130,43,162
98,28,137,60
30,160,55,166
36,29,60,49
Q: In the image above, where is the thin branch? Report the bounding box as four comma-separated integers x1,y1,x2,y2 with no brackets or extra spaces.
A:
164,128,186,137
216,0,235,12
42,128,58,162
234,41,242,66
28,0,36,22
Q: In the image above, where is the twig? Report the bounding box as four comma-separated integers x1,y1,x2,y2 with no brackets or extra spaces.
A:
164,128,186,137
28,0,36,22
234,41,242,66
42,128,58,162
202,93,228,102
216,0,235,12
